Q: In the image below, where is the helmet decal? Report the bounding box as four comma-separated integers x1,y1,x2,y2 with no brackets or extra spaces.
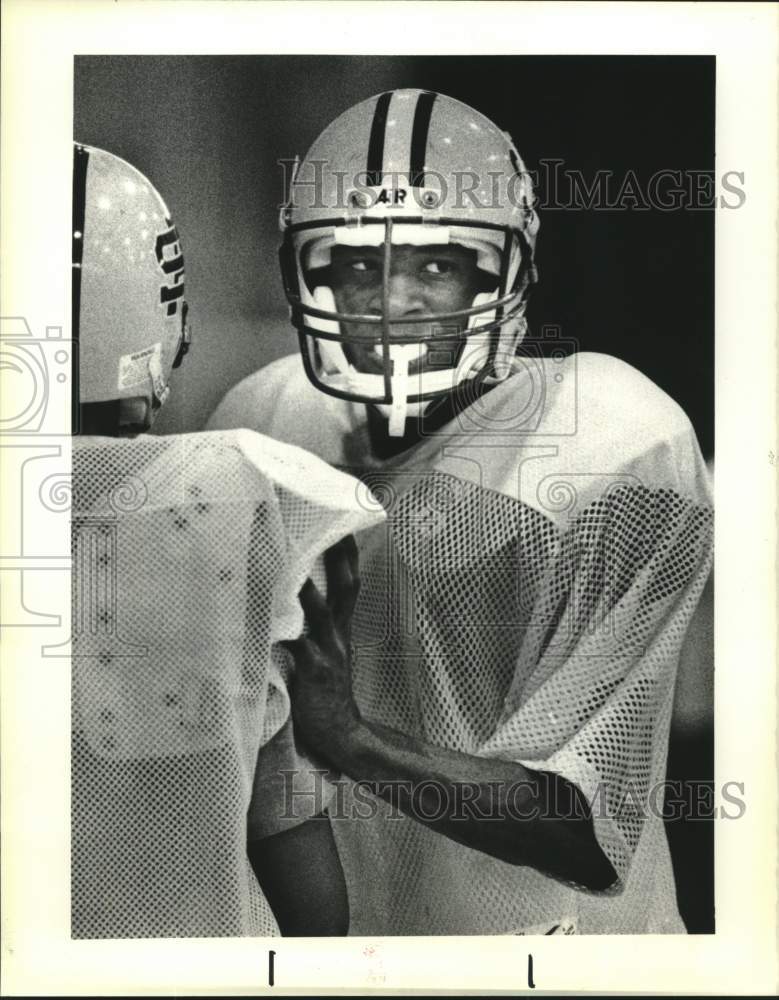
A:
366,91,392,187
155,226,186,317
408,90,436,187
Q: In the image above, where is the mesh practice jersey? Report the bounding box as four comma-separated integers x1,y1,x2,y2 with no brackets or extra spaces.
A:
208,352,714,935
71,429,384,938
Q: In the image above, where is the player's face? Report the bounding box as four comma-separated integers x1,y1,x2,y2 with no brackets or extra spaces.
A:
329,244,491,374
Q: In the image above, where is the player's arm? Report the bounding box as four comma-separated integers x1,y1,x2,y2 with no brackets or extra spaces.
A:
246,720,348,935
283,538,617,892
248,815,348,936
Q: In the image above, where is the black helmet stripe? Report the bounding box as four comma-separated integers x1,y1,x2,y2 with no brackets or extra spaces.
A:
366,91,393,187
409,91,437,187
72,143,90,423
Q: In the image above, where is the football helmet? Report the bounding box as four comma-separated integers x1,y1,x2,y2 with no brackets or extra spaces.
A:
279,89,539,435
74,143,190,432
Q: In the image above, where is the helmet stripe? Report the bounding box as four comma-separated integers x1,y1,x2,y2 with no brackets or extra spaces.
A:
72,144,90,424
409,91,437,187
366,91,393,186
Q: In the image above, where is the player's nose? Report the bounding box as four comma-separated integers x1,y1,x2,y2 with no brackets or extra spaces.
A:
370,273,426,333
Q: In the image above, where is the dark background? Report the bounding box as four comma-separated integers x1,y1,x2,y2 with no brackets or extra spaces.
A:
75,55,714,931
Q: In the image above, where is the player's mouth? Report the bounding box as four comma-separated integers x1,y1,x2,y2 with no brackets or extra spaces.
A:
346,339,461,376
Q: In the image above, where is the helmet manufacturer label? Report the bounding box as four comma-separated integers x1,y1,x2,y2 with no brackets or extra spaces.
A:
117,342,162,390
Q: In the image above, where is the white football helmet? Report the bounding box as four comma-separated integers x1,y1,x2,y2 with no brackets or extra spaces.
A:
279,89,539,435
74,143,190,432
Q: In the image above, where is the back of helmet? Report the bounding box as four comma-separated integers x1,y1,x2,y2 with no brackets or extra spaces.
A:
74,143,190,435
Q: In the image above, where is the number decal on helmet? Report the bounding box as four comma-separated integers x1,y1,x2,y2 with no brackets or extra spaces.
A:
155,227,185,317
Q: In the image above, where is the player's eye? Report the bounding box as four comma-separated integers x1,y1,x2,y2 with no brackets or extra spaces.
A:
423,260,454,275
350,258,378,273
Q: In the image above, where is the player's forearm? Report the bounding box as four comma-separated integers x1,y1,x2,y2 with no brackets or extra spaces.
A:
320,715,617,890
248,815,349,936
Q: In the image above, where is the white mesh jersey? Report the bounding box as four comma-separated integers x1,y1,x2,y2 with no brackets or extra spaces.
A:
208,352,714,936
71,428,383,938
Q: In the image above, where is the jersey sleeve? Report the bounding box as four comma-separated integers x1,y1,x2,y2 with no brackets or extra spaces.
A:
477,431,713,889
70,433,384,938
247,648,339,839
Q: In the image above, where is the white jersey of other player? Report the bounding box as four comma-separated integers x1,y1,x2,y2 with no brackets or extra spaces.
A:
71,428,383,938
208,352,713,935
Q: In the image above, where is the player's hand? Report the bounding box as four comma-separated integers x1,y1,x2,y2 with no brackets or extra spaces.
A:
281,535,362,750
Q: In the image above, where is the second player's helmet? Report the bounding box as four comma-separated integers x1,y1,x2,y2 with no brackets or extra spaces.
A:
74,143,191,432
279,89,540,435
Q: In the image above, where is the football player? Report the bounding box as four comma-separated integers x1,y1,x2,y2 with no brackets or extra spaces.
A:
71,144,382,937
207,90,714,934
